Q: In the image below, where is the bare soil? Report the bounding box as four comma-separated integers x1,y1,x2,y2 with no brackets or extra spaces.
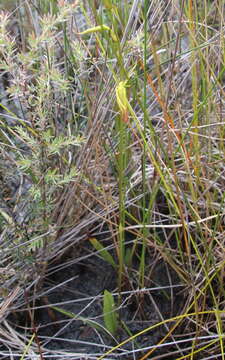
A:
7,238,184,360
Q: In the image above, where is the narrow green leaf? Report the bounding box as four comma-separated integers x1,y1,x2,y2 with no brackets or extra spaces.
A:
124,247,132,267
103,290,118,335
19,333,35,360
51,306,108,334
89,237,116,268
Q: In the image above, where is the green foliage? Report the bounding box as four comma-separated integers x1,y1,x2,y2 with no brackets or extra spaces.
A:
19,333,35,360
89,237,117,268
103,290,118,336
51,305,113,336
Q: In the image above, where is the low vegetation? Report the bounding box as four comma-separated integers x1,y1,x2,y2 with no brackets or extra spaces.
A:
0,0,224,359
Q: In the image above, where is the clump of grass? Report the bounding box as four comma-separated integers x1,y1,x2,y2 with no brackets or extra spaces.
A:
0,0,224,359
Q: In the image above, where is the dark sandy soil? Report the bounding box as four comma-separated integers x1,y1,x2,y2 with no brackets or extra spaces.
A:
8,239,184,360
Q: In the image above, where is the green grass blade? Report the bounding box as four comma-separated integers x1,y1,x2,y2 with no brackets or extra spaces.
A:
103,290,118,336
